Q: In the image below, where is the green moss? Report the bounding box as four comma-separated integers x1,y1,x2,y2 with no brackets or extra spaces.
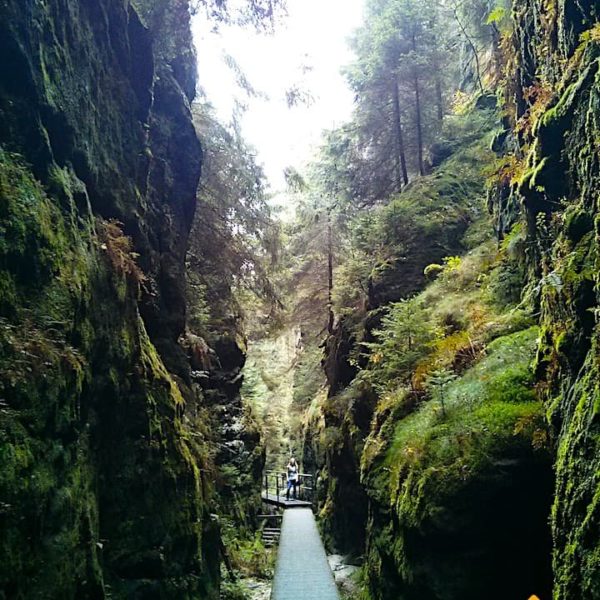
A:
0,150,68,296
385,328,541,478
564,206,594,242
0,0,216,594
0,147,217,597
551,339,600,598
361,327,552,599
505,10,600,597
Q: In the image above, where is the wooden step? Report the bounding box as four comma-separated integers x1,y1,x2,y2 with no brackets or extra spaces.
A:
262,526,281,546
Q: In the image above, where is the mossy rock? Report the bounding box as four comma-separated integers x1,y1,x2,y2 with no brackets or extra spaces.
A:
362,328,554,600
564,206,593,242
0,0,217,595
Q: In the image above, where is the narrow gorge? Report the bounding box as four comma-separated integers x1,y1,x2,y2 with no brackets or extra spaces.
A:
1,1,600,600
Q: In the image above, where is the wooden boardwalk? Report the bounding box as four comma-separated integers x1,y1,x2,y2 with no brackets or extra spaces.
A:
261,492,313,509
270,508,339,600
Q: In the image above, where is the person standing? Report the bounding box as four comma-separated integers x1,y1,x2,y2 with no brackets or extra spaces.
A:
286,457,299,500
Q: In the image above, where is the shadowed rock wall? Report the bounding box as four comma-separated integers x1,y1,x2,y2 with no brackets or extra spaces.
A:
0,1,219,597
508,1,600,596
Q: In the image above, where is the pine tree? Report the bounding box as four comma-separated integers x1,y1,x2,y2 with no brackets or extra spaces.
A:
333,0,453,205
187,102,281,335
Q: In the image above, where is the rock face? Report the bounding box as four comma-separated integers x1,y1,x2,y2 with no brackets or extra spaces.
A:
0,1,219,597
311,106,556,599
506,1,600,597
186,330,265,526
314,116,501,558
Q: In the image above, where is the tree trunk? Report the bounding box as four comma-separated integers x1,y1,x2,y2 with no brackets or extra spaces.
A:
392,78,409,189
327,212,334,335
414,72,425,176
435,75,444,123
453,6,484,95
412,29,425,176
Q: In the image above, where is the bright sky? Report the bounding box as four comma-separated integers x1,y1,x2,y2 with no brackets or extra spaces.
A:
191,0,365,192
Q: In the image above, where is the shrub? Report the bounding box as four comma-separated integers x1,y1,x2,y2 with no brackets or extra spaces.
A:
362,298,436,390
220,580,250,600
97,219,146,287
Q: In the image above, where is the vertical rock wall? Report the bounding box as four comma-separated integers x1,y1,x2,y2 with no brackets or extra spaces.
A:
509,1,600,596
0,1,218,597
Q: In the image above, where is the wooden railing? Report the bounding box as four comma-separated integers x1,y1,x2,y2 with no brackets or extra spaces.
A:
263,470,315,505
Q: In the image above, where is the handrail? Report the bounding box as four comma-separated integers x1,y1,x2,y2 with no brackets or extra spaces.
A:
265,470,314,478
263,469,316,505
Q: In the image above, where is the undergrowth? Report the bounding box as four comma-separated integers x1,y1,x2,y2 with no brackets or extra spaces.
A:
385,326,543,496
219,517,275,599
359,220,534,403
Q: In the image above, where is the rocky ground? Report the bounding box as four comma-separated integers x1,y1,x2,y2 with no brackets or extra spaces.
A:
232,555,358,599
328,555,360,598
244,579,271,600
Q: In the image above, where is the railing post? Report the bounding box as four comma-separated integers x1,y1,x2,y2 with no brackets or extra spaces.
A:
276,472,280,502
265,473,268,499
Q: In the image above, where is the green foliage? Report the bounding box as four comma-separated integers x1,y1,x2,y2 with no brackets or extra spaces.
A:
284,193,343,333
187,102,281,338
241,331,309,471
452,0,506,47
310,0,504,208
189,0,286,29
357,228,534,404
221,519,275,580
441,255,462,272
363,299,436,389
218,518,274,600
220,580,251,600
321,112,502,401
0,151,68,306
425,367,457,416
380,326,541,491
331,0,453,201
329,109,497,319
486,5,506,25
